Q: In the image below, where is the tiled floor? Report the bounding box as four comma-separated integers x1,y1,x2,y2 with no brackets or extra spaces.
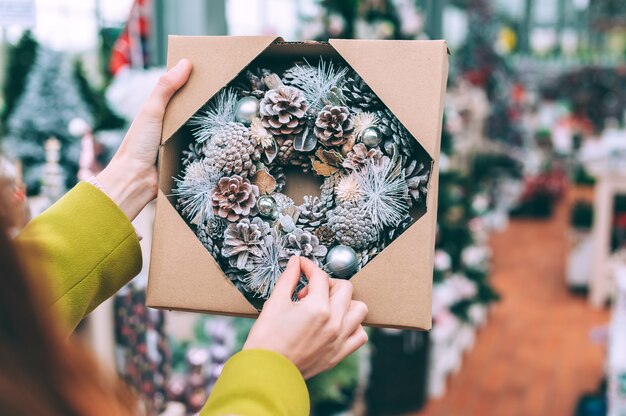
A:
416,197,610,416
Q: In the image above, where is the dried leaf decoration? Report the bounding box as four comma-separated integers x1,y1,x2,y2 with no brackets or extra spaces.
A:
252,170,277,195
315,148,344,167
310,157,339,177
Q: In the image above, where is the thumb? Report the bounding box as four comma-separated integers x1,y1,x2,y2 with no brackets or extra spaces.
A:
144,59,192,120
269,256,301,301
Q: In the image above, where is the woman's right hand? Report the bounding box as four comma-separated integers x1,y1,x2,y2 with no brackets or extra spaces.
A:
243,256,369,379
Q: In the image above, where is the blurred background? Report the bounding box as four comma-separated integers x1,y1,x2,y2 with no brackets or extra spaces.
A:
2,0,626,415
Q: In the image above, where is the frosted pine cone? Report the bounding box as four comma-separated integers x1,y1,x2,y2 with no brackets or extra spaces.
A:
377,109,417,157
260,86,308,135
273,193,295,215
405,160,430,206
384,215,413,244
279,228,328,267
269,166,286,192
282,65,316,86
202,122,261,178
235,68,272,98
342,143,385,171
196,221,222,259
342,73,382,113
182,141,204,166
221,217,270,271
297,196,326,231
319,174,339,213
328,202,378,250
356,245,383,271
212,175,259,222
315,105,354,147
275,134,310,167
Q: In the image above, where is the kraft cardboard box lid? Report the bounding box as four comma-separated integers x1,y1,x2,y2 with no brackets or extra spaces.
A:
148,36,449,330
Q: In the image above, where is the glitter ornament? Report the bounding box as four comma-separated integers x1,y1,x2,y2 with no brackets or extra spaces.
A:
234,96,260,126
325,245,358,278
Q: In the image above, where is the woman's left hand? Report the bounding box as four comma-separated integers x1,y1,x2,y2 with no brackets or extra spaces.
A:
97,59,192,220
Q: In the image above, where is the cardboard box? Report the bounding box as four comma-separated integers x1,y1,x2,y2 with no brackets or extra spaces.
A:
148,36,449,330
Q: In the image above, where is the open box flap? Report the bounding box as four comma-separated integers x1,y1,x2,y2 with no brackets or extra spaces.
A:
148,191,258,315
329,39,448,158
162,35,281,143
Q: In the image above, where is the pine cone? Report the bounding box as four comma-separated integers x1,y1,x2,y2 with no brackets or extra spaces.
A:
377,109,418,157
405,160,430,206
342,143,385,171
269,166,286,192
342,72,383,113
182,141,203,166
234,68,272,98
212,175,259,222
328,202,379,250
314,225,335,246
275,134,311,168
260,86,308,135
221,217,270,271
314,105,354,147
273,193,295,215
282,65,315,86
279,228,328,267
356,245,383,271
202,122,261,178
384,215,413,244
196,220,223,259
297,196,326,231
319,174,339,213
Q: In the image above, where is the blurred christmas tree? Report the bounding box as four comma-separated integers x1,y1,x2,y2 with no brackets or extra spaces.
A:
3,48,93,194
1,31,38,129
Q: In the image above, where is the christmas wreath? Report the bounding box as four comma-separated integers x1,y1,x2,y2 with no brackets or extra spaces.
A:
174,58,432,304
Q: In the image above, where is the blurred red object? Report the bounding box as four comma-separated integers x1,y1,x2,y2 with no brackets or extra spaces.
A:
110,0,151,76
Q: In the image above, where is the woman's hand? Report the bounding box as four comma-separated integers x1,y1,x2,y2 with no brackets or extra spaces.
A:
97,59,192,221
243,256,369,379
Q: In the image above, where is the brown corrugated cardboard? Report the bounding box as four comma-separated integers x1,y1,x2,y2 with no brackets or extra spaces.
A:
147,35,449,330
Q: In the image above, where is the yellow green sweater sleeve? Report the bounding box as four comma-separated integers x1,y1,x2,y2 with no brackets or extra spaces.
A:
15,182,142,332
201,349,310,416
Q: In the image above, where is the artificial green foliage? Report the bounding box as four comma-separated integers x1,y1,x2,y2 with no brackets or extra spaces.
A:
1,31,38,128
470,152,522,183
573,165,596,186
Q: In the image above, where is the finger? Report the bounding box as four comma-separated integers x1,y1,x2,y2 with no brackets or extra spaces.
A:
335,326,369,361
328,279,353,315
341,301,368,337
269,256,301,301
297,275,341,300
143,59,192,120
299,257,330,302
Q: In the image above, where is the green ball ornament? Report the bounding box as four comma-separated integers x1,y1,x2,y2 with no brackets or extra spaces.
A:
325,245,358,278
234,96,260,126
361,126,382,148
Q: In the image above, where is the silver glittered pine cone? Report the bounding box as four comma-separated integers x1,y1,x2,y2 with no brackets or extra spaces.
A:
314,105,354,147
221,217,271,271
341,72,383,113
279,228,328,267
376,109,418,157
404,160,430,206
211,175,260,222
384,214,414,244
273,192,296,215
260,86,309,135
296,195,326,231
182,141,204,167
202,122,261,178
328,201,379,250
342,143,385,171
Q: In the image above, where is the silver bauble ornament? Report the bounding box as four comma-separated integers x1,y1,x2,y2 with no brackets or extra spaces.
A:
361,126,382,148
325,245,358,278
257,195,278,219
234,96,260,126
